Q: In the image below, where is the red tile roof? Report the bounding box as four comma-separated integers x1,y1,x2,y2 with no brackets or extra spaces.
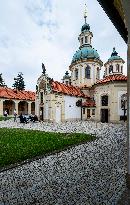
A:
96,74,127,85
82,100,96,107
0,87,35,101
51,81,88,97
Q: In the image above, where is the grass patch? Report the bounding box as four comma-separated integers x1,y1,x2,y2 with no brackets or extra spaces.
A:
0,128,96,168
0,116,13,121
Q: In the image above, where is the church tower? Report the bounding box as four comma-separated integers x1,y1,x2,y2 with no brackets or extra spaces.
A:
69,4,103,87
62,71,71,85
104,47,125,77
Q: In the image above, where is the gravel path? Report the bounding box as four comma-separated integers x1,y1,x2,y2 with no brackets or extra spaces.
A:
0,118,126,136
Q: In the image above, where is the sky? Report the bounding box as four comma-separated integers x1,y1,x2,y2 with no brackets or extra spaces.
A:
0,0,127,91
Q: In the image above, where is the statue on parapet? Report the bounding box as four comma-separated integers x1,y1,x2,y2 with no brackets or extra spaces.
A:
42,63,46,75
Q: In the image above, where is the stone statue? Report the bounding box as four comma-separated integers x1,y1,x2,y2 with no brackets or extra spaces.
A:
36,85,38,93
42,63,46,75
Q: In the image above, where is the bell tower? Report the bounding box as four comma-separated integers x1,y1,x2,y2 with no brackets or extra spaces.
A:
104,47,125,77
69,4,103,87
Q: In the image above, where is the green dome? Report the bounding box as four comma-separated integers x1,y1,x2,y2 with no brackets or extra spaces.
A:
81,23,90,32
71,45,100,64
108,47,122,61
108,56,122,61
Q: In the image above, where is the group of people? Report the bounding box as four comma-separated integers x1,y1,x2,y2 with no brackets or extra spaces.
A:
19,113,38,123
3,109,38,123
19,113,27,123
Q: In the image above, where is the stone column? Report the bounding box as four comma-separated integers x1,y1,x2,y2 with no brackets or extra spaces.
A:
14,100,19,115
121,0,130,188
28,101,32,115
0,99,4,115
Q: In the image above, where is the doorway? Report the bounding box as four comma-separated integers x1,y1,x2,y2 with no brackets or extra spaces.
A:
55,106,61,123
101,109,108,123
40,107,43,121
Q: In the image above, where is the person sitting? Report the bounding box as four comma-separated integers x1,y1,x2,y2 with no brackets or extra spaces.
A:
28,114,38,122
29,114,34,122
33,115,38,122
19,113,27,123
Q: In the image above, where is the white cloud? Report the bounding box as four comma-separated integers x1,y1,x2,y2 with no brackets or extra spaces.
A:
0,0,127,90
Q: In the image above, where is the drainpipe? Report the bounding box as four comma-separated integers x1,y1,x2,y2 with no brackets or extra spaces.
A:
126,38,130,188
81,99,83,120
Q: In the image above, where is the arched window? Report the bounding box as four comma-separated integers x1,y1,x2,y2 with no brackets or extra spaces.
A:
105,68,107,76
85,36,88,43
85,65,91,79
121,66,123,73
75,69,78,80
40,92,43,103
116,64,120,72
90,37,92,44
81,37,83,45
101,95,108,106
96,67,100,79
109,65,113,74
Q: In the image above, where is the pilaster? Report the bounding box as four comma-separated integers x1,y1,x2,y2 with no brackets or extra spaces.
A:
14,100,19,115
0,99,4,116
28,101,32,115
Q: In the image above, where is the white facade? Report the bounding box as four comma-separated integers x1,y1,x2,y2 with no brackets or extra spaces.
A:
64,96,81,120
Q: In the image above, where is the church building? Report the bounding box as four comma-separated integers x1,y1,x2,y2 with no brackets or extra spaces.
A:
35,8,127,123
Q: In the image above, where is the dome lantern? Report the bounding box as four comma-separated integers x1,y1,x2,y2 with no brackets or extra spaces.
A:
78,4,93,47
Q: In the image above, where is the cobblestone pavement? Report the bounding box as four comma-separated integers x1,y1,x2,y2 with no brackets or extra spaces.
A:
0,119,127,205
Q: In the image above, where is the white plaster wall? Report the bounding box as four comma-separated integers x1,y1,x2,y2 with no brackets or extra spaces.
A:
55,105,61,123
44,103,49,120
64,96,81,120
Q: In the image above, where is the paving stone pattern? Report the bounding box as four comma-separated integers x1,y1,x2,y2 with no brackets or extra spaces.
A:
0,119,127,205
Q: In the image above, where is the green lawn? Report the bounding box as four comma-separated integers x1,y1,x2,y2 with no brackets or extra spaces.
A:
0,116,13,121
0,128,96,168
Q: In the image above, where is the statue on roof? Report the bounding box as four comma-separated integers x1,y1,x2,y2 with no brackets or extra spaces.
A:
111,47,118,56
42,63,46,75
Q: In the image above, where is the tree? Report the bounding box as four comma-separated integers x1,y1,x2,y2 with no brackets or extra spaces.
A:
12,72,25,91
0,73,6,87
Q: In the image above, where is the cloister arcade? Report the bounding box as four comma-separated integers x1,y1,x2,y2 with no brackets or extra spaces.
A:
0,99,35,116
